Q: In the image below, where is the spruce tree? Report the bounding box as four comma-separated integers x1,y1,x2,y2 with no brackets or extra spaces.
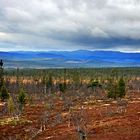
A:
0,85,9,101
7,96,15,115
107,79,117,99
18,87,26,112
107,77,126,99
0,59,4,91
0,60,9,101
117,77,126,98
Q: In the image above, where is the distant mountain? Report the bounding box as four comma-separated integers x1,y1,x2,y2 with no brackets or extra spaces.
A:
0,50,140,68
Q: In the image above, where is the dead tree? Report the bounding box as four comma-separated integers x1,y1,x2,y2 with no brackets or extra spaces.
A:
116,99,128,114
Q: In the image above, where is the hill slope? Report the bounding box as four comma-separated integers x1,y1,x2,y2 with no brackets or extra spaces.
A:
0,50,140,68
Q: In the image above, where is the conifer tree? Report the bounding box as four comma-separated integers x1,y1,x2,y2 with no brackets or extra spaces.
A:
0,59,4,91
7,96,15,115
0,85,9,101
18,87,26,112
117,77,126,98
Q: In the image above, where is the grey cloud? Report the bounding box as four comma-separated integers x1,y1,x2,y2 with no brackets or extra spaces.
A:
0,0,140,51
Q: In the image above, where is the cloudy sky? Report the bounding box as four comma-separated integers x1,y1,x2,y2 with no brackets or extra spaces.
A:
0,0,140,52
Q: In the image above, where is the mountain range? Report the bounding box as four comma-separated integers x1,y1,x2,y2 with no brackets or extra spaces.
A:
0,50,140,68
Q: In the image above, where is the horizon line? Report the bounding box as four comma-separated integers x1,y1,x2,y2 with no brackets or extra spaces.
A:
0,49,140,53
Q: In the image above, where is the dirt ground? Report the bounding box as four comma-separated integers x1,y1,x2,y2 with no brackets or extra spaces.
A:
0,95,140,140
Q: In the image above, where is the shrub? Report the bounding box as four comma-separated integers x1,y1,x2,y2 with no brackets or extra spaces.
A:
88,80,102,89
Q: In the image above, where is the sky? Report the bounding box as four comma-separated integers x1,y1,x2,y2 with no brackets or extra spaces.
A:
0,0,140,52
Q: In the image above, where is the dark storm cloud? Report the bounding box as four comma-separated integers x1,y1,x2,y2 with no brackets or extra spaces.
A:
0,0,140,51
